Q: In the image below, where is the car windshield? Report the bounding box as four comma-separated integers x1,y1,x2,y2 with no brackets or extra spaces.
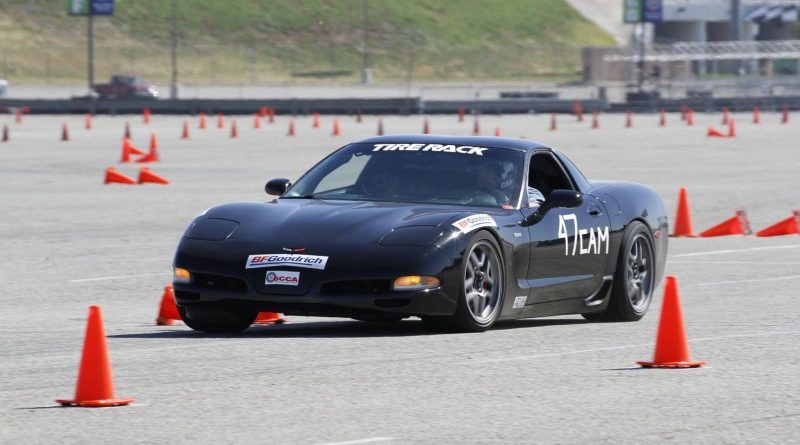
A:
283,142,525,208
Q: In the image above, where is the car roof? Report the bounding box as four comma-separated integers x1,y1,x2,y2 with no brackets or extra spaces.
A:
356,134,553,153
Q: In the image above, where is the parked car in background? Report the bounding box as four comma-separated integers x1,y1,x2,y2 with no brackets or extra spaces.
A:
93,75,158,99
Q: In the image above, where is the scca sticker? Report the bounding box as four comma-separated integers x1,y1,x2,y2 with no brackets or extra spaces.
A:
265,270,300,286
452,214,497,233
246,254,328,270
372,143,488,156
558,214,609,255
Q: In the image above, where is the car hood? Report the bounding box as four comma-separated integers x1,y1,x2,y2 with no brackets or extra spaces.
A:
199,199,487,247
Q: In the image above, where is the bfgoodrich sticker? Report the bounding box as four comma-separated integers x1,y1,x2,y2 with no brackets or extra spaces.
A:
246,254,328,270
452,214,497,233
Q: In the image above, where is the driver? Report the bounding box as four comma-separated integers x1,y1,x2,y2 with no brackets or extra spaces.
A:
476,161,518,208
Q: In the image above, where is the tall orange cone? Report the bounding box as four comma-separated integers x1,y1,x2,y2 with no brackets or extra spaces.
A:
573,100,583,122
85,113,93,130
625,110,632,128
253,312,285,325
104,167,137,185
699,209,751,237
493,126,501,137
15,109,22,124
549,113,557,131
287,119,296,136
659,109,666,127
756,210,800,237
155,285,180,325
136,134,159,163
458,107,465,122
268,107,275,124
181,120,190,140
120,138,144,162
198,112,207,129
686,109,694,126
422,117,430,134
312,112,320,129
637,276,705,369
472,116,480,135
707,126,726,137
781,105,789,124
672,187,697,237
1,123,7,142
253,113,261,129
377,118,384,136
230,120,239,139
591,111,599,129
123,122,132,139
332,118,341,136
259,106,268,117
61,123,70,141
752,106,760,124
56,306,134,407
143,108,151,124
217,113,224,129
727,119,736,138
721,107,729,125
138,167,170,185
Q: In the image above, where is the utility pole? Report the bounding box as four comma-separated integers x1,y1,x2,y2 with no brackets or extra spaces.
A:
361,0,372,84
88,13,94,92
170,0,178,98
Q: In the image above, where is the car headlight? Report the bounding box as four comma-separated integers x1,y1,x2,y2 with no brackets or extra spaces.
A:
379,226,443,246
173,267,191,283
393,275,440,291
185,218,239,241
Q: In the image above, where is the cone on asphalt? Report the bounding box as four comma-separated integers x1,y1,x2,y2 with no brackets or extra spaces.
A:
143,108,151,124
268,108,275,124
199,112,207,129
85,113,93,130
253,113,261,129
637,276,705,369
230,120,239,139
756,210,800,237
124,122,131,139
181,121,190,140
591,111,599,129
312,112,320,129
707,126,726,137
625,111,632,128
56,306,134,407
727,119,736,138
472,116,480,135
493,127,501,137
61,123,70,141
104,167,137,185
287,119,296,136
259,106,268,117
753,106,760,124
573,100,584,122
138,167,170,185
136,134,159,163
356,109,363,123
686,109,694,126
549,113,557,131
659,109,666,127
377,118,384,136
217,113,224,129
781,105,789,124
699,209,752,237
120,138,145,163
672,187,697,237
423,117,430,134
458,107,465,122
253,312,285,325
15,109,22,124
680,105,687,121
722,107,729,125
1,124,7,142
332,118,341,136
156,285,180,325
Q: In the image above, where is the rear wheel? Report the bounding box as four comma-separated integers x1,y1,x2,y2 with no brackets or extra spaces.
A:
178,306,257,333
583,221,655,322
422,231,505,332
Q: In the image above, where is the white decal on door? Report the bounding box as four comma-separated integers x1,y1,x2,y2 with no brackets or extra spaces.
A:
558,214,609,256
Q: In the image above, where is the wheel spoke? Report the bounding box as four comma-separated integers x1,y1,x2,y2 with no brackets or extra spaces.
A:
464,277,474,290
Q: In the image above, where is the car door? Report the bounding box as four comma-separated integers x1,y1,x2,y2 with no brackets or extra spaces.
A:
524,151,612,303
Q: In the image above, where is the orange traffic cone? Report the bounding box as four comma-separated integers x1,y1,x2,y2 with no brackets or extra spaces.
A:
680,105,687,121
686,109,694,126
138,167,170,185
123,122,131,139
253,312,285,325
591,111,599,129
493,127,501,137
259,106,268,117
61,123,70,141
104,167,137,185
549,113,557,131
217,113,224,129
230,120,239,139
136,134,159,163
287,119,296,137
356,109,363,123
625,111,632,128
56,306,134,407
2,123,8,142
377,118,384,136
332,118,341,136
707,126,726,137
15,109,22,124
756,210,800,237
181,120,190,139
672,187,697,237
312,112,320,129
699,209,751,237
198,112,207,129
752,106,760,124
472,116,480,135
423,117,430,134
85,113,93,130
637,276,705,369
120,138,144,162
659,109,666,127
727,119,736,138
781,105,789,124
721,107,729,125
253,113,261,129
458,107,465,122
573,100,583,122
143,108,151,124
268,107,275,124
149,133,158,152
155,285,180,325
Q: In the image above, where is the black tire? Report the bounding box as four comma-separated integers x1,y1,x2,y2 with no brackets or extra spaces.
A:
422,231,505,333
178,305,257,334
582,221,655,322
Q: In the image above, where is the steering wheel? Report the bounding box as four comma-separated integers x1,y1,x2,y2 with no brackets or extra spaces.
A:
432,188,498,206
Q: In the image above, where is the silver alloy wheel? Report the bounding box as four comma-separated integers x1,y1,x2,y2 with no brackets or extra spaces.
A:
626,233,654,312
463,240,503,324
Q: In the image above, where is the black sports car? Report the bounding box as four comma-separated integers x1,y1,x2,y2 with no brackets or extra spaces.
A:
173,135,668,333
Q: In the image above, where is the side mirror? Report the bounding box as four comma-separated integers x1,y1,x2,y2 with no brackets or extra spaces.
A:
523,189,583,226
265,178,291,196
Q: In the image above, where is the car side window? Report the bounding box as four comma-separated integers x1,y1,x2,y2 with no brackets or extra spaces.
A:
528,153,575,201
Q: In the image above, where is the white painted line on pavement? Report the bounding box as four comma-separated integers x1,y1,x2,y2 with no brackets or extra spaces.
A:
314,438,396,445
674,244,800,258
672,261,800,265
68,272,171,283
691,274,800,287
460,330,800,365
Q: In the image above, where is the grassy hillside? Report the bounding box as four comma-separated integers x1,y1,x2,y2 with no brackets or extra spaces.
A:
0,0,614,84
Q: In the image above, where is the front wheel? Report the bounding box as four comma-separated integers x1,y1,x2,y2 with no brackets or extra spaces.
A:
178,306,257,333
423,231,505,332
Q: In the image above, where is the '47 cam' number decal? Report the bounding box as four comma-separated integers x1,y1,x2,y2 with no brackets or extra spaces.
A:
558,214,609,256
